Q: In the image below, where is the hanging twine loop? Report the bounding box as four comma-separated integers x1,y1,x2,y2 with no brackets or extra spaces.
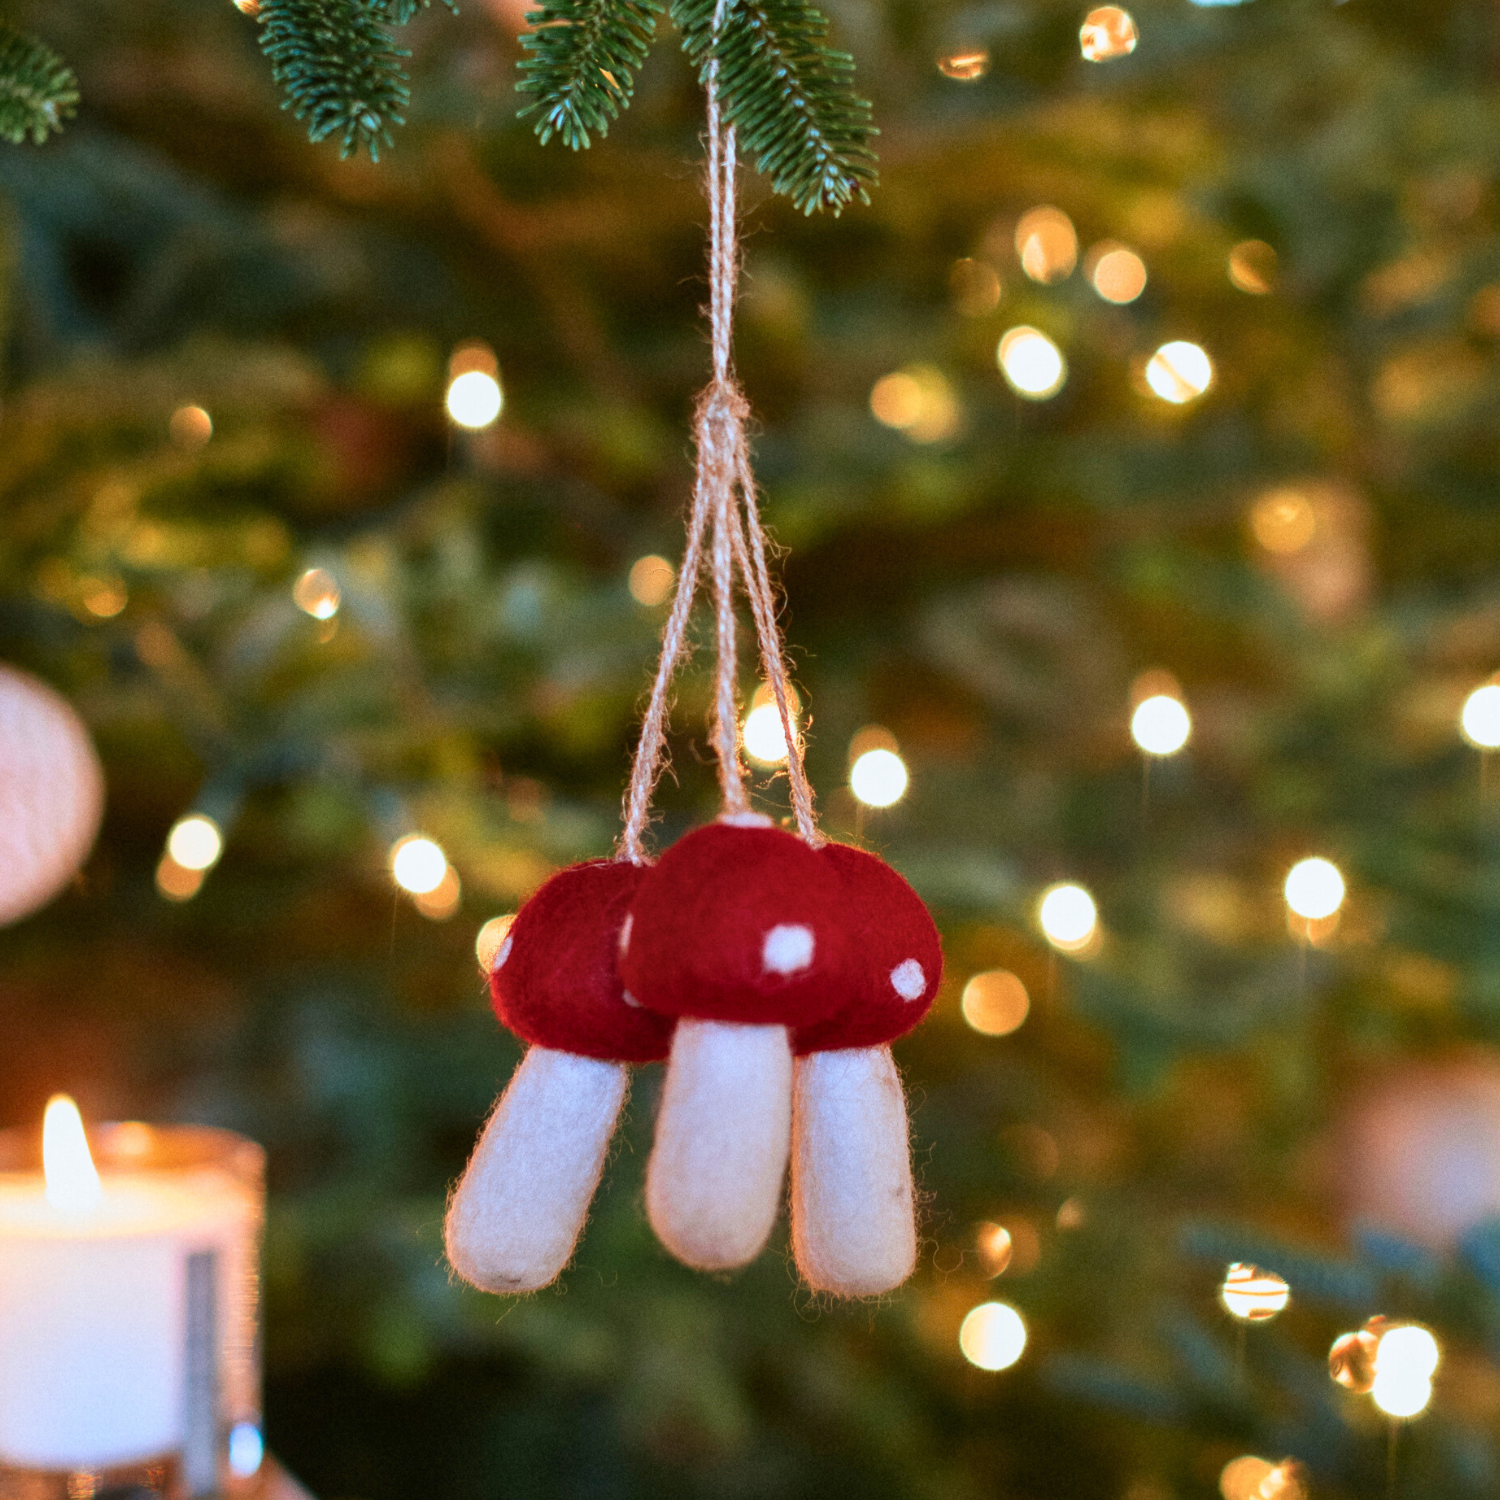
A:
618,18,823,864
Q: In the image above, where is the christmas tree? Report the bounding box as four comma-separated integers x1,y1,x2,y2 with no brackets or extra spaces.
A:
4,0,1500,1495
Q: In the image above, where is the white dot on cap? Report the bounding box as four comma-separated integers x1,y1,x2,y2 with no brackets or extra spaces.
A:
890,958,926,1001
618,913,633,954
762,923,815,975
494,935,513,970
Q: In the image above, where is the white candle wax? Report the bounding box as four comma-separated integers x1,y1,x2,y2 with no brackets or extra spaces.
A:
0,1132,262,1478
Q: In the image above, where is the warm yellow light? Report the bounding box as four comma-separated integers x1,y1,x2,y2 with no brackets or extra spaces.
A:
1329,1327,1380,1393
869,365,960,443
1131,694,1191,756
449,339,498,379
1038,882,1097,951
998,327,1067,399
167,814,223,872
628,554,676,607
43,1095,101,1213
975,1222,1014,1275
1145,341,1213,403
1284,858,1344,920
1228,240,1278,295
1376,1324,1441,1381
958,1301,1027,1371
156,853,205,903
1079,6,1138,61
850,747,909,807
80,577,128,619
1461,684,1500,749
950,258,1002,317
1219,1262,1290,1322
293,567,341,620
1371,1366,1433,1419
743,704,792,766
476,914,516,973
169,404,213,450
1219,1456,1272,1500
1249,489,1317,554
937,47,990,80
391,835,448,895
1089,244,1147,304
961,970,1030,1036
415,866,462,921
446,370,503,429
1015,207,1078,284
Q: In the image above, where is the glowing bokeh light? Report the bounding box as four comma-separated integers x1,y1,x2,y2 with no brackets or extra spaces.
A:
1377,1324,1441,1381
1079,6,1138,61
961,970,1030,1036
937,48,990,80
391,835,448,895
950,257,1002,316
1219,1457,1273,1500
167,814,223,872
1145,341,1213,403
227,1423,265,1478
476,914,517,973
870,365,961,443
169,404,213,449
293,567,341,620
1460,683,1500,749
628,554,676,607
1371,1366,1433,1419
155,854,204,903
976,1222,1014,1275
998,327,1067,399
1038,882,1097,951
1329,1327,1380,1393
43,1095,101,1213
958,1301,1028,1371
1229,240,1278,295
1015,206,1078,284
1250,489,1317,554
81,577,128,619
743,702,793,765
1284,857,1345,920
415,865,462,921
850,747,909,807
446,370,503,429
1090,244,1147,303
1219,1263,1290,1322
1131,694,1191,756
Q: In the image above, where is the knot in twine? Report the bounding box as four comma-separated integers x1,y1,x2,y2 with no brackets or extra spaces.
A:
618,72,822,865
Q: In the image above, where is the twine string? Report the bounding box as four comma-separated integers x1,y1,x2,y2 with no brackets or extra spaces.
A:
617,6,821,858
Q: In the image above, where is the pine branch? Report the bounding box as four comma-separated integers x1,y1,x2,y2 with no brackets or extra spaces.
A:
258,0,411,161
382,0,458,26
672,0,877,215
0,24,78,146
516,0,663,151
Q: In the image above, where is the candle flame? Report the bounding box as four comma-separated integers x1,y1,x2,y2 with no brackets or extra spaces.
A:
43,1094,102,1212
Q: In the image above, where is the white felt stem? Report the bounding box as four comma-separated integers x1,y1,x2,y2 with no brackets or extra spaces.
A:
445,1046,628,1295
646,1018,792,1270
791,1044,917,1297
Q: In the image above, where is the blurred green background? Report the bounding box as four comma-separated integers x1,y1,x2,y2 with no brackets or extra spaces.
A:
8,1,1500,1495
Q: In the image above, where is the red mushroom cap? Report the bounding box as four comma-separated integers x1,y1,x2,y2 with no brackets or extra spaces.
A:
619,820,852,1026
491,858,673,1064
793,842,943,1054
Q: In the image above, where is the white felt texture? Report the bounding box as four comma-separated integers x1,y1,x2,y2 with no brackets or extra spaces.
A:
647,1018,792,1270
791,1044,917,1297
445,1046,628,1295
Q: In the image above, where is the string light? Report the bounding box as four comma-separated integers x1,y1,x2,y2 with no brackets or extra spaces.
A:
998,327,1067,399
1131,693,1191,756
1328,1324,1381,1393
156,853,204,902
1369,1321,1440,1420
446,371,503,429
1079,7,1138,61
169,404,212,450
167,814,223,872
1283,857,1344,921
850,747,909,807
950,258,1002,316
390,835,448,896
743,684,801,766
415,866,462,921
1249,488,1317,554
1145,341,1213,403
1219,1262,1290,1322
870,366,961,443
1460,683,1500,749
628,554,675,607
1371,1365,1433,1420
1228,240,1278,295
958,1301,1028,1370
1015,207,1077,284
293,567,341,620
1088,243,1147,304
937,47,990,80
1038,882,1097,952
80,577,128,619
975,1222,1014,1275
961,970,1030,1036
475,914,516,973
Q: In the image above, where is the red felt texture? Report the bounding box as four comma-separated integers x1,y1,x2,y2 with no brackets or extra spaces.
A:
491,858,674,1064
620,822,853,1026
793,842,943,1054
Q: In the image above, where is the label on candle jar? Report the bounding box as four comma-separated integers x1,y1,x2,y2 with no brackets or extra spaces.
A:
181,1250,218,1498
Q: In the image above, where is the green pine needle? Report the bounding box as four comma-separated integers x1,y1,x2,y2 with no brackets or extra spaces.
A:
517,0,664,151
258,0,411,161
673,0,877,215
0,24,78,146
382,0,459,26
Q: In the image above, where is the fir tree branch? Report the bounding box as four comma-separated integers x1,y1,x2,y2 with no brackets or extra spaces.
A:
517,0,663,150
258,0,411,161
0,24,78,146
382,0,459,26
672,0,877,215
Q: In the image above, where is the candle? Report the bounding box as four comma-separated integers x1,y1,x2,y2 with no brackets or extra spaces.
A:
0,1099,264,1496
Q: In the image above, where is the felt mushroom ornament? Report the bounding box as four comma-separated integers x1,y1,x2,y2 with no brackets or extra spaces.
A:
445,859,672,1293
